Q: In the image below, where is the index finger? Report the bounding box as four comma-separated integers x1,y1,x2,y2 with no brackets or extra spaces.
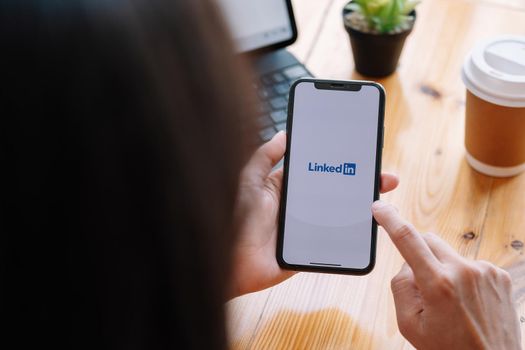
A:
372,200,441,282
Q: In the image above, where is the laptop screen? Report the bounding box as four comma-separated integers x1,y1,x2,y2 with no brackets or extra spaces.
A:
217,0,295,53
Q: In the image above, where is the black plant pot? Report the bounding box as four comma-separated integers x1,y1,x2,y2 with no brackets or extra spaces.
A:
343,4,416,77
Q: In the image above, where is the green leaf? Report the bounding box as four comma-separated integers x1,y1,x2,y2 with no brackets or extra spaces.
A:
346,0,420,33
344,3,362,13
392,0,405,27
370,16,384,32
397,14,413,25
377,0,393,20
376,0,395,32
402,0,420,15
350,0,369,16
367,0,390,15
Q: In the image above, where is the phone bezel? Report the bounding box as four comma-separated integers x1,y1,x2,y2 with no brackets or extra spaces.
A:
276,78,386,275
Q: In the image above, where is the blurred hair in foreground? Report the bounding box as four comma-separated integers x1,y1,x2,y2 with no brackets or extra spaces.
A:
1,0,257,348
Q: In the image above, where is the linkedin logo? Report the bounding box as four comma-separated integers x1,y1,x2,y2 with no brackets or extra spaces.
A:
307,162,356,176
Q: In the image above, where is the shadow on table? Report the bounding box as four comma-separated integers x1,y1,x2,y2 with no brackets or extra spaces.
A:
231,307,379,350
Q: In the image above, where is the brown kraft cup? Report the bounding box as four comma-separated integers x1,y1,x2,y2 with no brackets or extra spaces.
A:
462,36,525,177
465,91,525,167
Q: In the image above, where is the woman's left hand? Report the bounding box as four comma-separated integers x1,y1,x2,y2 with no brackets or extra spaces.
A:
230,131,399,299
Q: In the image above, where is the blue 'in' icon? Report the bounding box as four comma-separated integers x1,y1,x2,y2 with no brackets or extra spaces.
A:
343,163,356,176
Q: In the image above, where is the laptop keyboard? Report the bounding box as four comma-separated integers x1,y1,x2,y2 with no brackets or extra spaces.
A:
253,64,312,142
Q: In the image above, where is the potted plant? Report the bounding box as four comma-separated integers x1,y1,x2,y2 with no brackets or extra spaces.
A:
343,0,420,77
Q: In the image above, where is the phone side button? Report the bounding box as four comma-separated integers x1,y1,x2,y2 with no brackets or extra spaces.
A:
382,126,385,148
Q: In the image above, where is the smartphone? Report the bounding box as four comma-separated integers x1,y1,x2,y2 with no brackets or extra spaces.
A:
277,79,385,275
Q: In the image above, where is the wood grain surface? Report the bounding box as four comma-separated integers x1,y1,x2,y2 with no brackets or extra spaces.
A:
228,0,525,348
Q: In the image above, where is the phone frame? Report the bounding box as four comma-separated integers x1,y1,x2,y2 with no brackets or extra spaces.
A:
276,78,386,275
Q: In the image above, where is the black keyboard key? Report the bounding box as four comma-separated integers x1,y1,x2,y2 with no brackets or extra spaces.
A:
272,72,286,83
270,109,287,124
259,116,273,128
265,87,276,99
283,65,308,80
258,88,270,100
275,122,287,132
274,83,289,95
260,126,276,141
269,96,287,110
261,75,273,85
257,102,271,114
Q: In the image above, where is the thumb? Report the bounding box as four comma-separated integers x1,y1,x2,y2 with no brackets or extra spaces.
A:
265,167,284,201
243,131,286,182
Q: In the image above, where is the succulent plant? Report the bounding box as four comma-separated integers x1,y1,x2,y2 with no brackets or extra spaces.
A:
344,0,420,34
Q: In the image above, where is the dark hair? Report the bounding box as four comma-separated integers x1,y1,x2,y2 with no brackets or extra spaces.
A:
2,0,256,348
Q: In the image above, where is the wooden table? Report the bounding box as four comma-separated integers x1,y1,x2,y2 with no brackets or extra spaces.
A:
228,0,525,348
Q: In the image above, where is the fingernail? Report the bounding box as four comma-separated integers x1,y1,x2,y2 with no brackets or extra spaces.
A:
372,200,387,211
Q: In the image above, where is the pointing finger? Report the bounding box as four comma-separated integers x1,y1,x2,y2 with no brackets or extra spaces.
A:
372,200,440,283
421,232,462,263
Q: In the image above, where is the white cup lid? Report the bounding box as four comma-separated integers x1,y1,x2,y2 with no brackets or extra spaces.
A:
462,35,525,108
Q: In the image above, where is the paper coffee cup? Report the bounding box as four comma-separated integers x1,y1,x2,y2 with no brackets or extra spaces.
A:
462,35,525,177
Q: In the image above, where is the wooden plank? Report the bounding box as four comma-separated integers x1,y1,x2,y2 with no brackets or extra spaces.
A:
478,175,525,266
474,0,525,11
227,289,273,349
228,0,525,348
287,0,334,62
298,0,352,77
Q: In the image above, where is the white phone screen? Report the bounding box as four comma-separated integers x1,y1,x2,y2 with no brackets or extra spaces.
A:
281,81,382,271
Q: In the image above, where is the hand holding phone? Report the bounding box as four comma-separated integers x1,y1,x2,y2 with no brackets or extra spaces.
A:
277,79,385,275
230,136,398,299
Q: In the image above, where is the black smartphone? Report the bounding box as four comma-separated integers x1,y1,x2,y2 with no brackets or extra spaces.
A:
277,79,385,275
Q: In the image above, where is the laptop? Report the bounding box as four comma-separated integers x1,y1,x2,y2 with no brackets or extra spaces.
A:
217,0,314,142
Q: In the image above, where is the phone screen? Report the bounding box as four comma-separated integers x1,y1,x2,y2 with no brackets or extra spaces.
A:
279,80,384,272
